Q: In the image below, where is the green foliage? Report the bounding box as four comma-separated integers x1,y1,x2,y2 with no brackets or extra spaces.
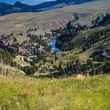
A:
21,66,36,75
0,49,14,65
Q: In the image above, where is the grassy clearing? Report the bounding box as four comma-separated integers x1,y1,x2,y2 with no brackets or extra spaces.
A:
0,75,110,110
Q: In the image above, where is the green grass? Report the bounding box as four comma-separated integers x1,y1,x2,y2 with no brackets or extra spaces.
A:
0,75,110,110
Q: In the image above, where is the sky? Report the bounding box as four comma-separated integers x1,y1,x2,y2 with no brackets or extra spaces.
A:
0,0,55,5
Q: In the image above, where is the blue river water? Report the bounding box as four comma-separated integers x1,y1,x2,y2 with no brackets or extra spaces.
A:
48,32,60,54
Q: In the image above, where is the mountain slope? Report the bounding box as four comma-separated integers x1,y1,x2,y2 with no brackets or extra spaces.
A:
0,0,95,15
0,0,110,35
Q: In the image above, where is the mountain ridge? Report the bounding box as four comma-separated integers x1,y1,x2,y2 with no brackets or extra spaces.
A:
0,0,94,15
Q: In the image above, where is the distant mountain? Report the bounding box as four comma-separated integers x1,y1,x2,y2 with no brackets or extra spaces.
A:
0,1,33,15
0,0,94,15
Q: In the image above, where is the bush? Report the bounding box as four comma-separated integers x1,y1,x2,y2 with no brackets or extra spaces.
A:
21,66,36,75
0,49,14,65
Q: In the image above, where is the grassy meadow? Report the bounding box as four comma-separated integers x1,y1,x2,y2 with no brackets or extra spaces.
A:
0,74,110,110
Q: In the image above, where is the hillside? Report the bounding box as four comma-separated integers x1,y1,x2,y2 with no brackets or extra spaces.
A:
0,0,110,35
0,1,110,109
0,74,110,110
0,0,110,76
0,0,95,16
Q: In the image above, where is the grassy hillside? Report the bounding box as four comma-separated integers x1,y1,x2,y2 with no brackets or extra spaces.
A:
0,0,110,35
0,75,110,110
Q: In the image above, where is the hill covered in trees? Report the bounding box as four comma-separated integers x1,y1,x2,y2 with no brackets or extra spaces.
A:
0,11,110,77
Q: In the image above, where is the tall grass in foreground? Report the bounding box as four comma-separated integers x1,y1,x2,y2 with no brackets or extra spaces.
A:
0,75,110,110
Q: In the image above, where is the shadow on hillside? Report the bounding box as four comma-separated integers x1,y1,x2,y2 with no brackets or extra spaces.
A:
29,72,110,79
31,73,75,79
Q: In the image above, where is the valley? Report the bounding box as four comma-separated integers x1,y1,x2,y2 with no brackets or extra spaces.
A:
0,0,110,109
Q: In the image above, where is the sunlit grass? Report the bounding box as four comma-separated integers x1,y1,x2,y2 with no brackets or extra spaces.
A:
0,74,110,110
